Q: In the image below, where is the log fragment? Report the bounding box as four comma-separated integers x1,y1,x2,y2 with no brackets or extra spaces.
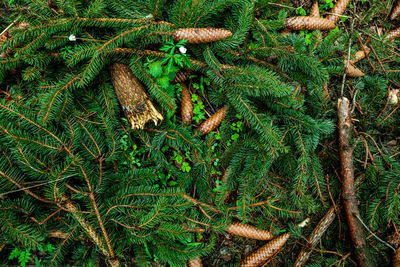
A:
338,97,376,267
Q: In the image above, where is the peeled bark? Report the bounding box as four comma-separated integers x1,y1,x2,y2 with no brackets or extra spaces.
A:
338,97,376,267
391,0,400,20
227,222,273,240
392,248,400,267
386,27,400,41
172,28,232,44
285,17,336,30
241,233,290,267
109,63,163,129
293,206,336,267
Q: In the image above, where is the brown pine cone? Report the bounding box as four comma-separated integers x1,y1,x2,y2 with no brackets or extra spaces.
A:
173,69,193,83
326,0,350,24
310,2,320,17
386,27,400,41
285,17,335,30
181,83,193,125
241,233,290,267
392,248,400,267
172,28,232,44
227,222,273,240
188,257,203,267
346,62,365,77
198,106,227,134
350,47,371,64
391,0,400,20
109,63,163,129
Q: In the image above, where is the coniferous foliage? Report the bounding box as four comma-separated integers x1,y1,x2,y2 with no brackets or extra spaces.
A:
0,0,400,266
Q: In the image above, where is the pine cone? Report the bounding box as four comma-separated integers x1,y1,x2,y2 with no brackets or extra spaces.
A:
109,63,163,129
285,17,335,30
310,2,320,17
241,233,290,267
188,257,203,267
198,106,227,134
326,0,350,24
392,248,400,267
386,27,400,41
294,207,336,267
172,28,232,44
350,47,370,64
391,0,400,20
227,222,273,240
173,69,193,83
181,83,193,125
346,62,365,77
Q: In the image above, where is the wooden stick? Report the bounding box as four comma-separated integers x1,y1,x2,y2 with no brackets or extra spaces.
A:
293,206,337,267
337,97,375,267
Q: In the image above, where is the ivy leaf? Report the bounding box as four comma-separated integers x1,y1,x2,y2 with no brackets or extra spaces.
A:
148,61,163,78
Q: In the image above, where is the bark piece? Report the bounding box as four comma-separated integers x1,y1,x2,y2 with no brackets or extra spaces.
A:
109,63,163,129
173,69,193,83
172,28,232,44
310,2,320,17
338,97,376,267
241,233,290,267
293,206,336,267
181,83,193,125
227,222,273,240
326,0,350,24
198,106,227,134
285,17,336,30
188,257,203,267
392,248,400,267
391,0,400,20
386,27,400,41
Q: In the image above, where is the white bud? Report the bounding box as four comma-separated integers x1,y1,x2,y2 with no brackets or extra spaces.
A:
179,46,187,54
68,34,76,41
145,14,154,19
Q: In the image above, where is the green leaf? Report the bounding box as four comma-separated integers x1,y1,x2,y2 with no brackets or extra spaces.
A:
157,76,170,89
9,248,20,260
182,162,191,172
18,250,31,267
35,257,42,267
148,61,163,78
